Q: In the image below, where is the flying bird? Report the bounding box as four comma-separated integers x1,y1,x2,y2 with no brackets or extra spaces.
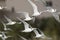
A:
0,32,12,40
17,17,36,32
4,15,16,25
28,0,41,16
33,29,45,38
33,28,52,39
35,0,60,22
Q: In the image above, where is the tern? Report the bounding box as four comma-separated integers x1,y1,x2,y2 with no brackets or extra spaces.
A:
4,15,16,25
23,12,33,21
17,17,36,32
33,29,45,38
17,12,35,22
28,0,41,16
0,32,12,40
33,28,52,39
18,12,33,21
28,0,47,17
35,0,60,22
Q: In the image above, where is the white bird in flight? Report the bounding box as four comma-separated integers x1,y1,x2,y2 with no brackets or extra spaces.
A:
35,0,60,22
17,17,36,32
0,32,12,40
17,12,35,22
33,29,45,38
27,0,41,16
4,15,16,25
33,28,52,39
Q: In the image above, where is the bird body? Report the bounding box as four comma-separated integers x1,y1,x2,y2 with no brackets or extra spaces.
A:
28,0,40,16
17,12,33,21
2,32,11,40
17,17,36,32
6,21,16,25
4,15,16,25
23,12,33,21
33,29,44,38
0,32,11,40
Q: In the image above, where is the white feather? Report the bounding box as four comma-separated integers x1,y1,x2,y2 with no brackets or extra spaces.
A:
4,15,16,25
17,17,36,32
28,0,40,16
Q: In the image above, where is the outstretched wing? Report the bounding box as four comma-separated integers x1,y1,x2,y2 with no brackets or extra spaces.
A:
4,15,12,22
28,0,38,11
23,12,30,19
17,17,30,29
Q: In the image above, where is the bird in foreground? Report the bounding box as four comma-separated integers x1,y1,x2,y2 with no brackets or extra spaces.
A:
28,0,41,16
17,17,36,32
33,29,45,38
4,15,16,25
1,21,11,31
0,32,12,40
17,12,33,21
33,28,52,39
28,0,47,17
17,12,36,23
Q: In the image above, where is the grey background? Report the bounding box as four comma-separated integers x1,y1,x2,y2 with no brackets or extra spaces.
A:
0,0,60,20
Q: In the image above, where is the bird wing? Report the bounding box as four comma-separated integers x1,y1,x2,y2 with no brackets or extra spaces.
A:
4,15,12,22
23,12,30,19
17,17,30,29
28,0,38,12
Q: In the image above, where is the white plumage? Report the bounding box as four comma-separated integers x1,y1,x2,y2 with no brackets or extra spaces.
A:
28,0,41,16
0,32,12,40
4,15,16,25
33,29,52,39
22,12,33,21
17,17,36,32
33,29,45,38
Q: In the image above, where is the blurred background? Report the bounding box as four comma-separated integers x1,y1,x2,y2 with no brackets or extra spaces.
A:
0,0,60,40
